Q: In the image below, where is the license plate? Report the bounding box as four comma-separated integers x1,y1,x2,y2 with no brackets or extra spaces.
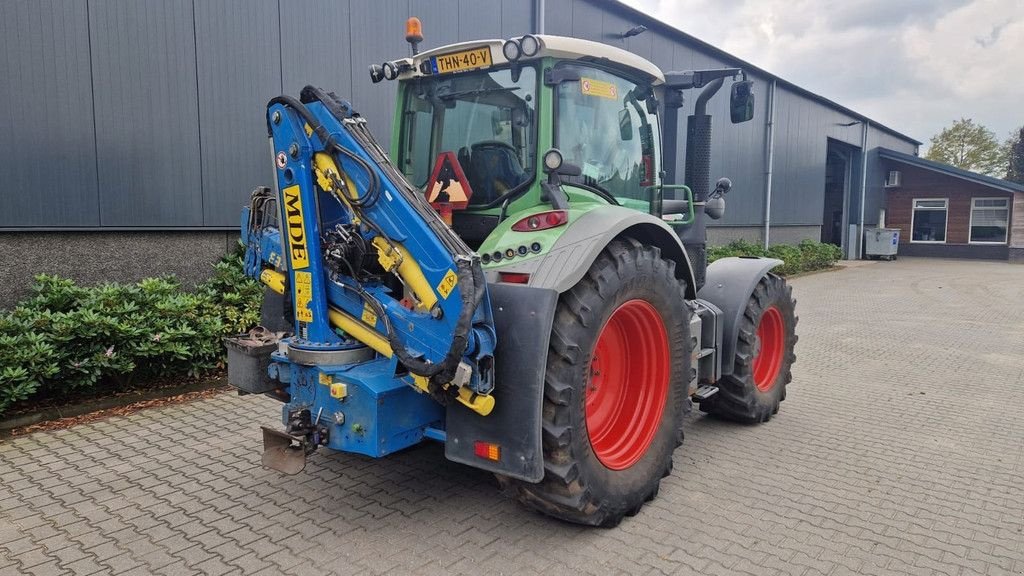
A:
431,46,492,74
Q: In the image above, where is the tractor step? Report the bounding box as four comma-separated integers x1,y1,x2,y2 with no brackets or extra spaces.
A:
692,385,719,402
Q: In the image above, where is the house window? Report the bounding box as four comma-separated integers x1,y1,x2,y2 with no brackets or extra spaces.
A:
969,198,1009,244
911,199,948,243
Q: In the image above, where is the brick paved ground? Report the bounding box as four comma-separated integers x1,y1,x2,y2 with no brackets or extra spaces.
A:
1,257,1023,576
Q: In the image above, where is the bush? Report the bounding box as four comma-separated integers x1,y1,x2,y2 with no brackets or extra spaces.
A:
707,239,842,277
0,249,263,416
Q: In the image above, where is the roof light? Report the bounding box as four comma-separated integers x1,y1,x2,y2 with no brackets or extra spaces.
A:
511,210,569,232
405,17,423,43
406,17,423,56
520,35,540,57
382,61,399,81
502,39,522,61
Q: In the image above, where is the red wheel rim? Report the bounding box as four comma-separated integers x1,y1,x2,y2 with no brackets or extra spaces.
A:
752,306,785,392
585,299,670,471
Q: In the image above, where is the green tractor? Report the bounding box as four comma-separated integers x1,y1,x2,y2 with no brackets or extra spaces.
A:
232,23,797,527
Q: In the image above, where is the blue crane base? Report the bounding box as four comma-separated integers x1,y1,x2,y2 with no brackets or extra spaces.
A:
270,346,443,458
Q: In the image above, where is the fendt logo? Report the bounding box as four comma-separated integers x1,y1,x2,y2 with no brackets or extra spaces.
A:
282,185,309,269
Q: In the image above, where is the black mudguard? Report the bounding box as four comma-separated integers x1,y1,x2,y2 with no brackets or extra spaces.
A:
444,283,558,483
697,256,782,377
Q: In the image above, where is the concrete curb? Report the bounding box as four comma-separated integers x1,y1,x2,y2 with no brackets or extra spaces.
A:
782,265,845,280
0,377,228,432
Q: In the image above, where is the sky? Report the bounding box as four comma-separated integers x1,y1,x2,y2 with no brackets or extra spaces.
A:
618,0,1024,147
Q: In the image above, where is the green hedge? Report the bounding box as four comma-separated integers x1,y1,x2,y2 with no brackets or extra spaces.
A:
0,240,841,417
0,251,263,417
708,239,843,276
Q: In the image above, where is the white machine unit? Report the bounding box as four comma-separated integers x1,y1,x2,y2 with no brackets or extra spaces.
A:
864,228,900,260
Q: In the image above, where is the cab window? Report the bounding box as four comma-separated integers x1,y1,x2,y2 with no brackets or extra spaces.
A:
399,65,538,207
554,66,660,209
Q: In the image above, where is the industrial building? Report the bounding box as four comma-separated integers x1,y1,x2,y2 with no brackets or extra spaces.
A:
878,150,1024,262
0,0,926,305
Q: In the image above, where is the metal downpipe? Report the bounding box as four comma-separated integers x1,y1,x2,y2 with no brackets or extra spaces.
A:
763,79,777,250
858,121,870,259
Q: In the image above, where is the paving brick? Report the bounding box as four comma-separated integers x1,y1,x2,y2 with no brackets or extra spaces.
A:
1,258,1023,576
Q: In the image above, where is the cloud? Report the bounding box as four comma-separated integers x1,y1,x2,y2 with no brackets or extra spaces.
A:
621,0,1024,144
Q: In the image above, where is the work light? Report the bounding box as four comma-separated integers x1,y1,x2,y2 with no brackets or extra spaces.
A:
502,39,522,61
520,35,540,57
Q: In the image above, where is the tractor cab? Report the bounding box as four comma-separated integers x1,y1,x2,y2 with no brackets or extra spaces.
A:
374,34,669,248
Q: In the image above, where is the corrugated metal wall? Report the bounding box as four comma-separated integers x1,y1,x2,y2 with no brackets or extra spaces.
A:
0,0,916,232
0,0,534,229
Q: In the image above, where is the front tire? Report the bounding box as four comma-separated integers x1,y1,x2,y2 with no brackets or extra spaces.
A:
503,238,690,527
701,273,797,423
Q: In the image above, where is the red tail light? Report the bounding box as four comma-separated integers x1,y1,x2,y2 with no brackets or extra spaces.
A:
511,210,568,232
474,441,501,461
498,272,530,284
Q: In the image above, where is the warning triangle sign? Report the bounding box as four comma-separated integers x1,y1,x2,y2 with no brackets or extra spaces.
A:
426,151,473,210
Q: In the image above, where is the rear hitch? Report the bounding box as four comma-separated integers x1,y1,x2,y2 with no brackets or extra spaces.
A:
260,409,329,475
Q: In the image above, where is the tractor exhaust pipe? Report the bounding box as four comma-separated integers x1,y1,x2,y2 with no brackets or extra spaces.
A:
679,78,724,291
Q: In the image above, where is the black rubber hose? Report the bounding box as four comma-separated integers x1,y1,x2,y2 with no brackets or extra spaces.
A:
267,95,382,207
271,89,484,385
338,257,477,384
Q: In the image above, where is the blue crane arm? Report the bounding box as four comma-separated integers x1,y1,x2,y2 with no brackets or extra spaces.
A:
241,86,495,410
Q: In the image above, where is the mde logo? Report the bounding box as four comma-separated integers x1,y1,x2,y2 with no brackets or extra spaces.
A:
282,185,309,269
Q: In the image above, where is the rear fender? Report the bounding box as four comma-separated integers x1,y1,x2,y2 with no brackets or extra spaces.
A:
444,283,558,482
514,206,697,299
696,257,782,376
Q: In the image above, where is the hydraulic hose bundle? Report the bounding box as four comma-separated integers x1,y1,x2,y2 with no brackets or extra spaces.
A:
265,86,491,396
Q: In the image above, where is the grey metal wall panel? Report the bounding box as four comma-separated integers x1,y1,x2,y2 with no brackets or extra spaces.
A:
3,0,921,233
570,0,604,41
658,35,769,227
769,85,882,227
461,0,502,40
347,1,411,149
280,0,352,96
89,0,203,226
500,0,534,37
0,0,99,227
544,0,573,35
863,128,918,227
195,0,282,227
411,1,461,49
548,0,770,227
648,31,675,74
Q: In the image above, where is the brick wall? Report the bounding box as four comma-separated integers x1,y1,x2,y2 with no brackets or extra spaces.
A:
884,164,1015,254
1012,193,1024,250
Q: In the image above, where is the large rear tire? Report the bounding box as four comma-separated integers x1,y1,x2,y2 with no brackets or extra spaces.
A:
701,273,797,423
502,238,690,527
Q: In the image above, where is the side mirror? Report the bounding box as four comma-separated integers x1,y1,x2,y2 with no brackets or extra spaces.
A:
705,197,726,219
618,108,634,141
730,80,755,124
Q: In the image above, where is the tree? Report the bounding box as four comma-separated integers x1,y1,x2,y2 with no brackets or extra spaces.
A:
1006,126,1024,185
925,118,1007,177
